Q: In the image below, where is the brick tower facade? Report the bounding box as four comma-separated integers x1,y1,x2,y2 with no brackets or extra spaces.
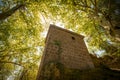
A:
36,24,94,80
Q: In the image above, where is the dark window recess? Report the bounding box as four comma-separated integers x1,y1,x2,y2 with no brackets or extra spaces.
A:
72,36,75,40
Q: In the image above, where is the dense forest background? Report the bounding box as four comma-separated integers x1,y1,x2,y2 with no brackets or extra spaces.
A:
0,0,120,80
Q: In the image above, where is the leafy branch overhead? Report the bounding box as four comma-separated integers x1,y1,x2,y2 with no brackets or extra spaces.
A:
0,4,25,20
0,0,120,80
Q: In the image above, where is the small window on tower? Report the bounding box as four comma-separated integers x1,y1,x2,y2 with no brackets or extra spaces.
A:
72,36,75,40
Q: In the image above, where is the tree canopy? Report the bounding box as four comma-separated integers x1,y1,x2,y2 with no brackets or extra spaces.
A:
0,0,120,80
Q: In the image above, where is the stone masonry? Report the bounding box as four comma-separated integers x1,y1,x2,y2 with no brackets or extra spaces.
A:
36,24,94,80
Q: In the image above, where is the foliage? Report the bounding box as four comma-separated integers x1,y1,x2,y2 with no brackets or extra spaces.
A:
0,0,120,80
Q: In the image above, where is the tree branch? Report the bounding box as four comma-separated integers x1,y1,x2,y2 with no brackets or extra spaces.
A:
0,61,24,67
0,4,25,20
19,69,28,80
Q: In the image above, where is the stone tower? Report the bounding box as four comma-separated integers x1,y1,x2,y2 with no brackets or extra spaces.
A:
36,24,94,80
